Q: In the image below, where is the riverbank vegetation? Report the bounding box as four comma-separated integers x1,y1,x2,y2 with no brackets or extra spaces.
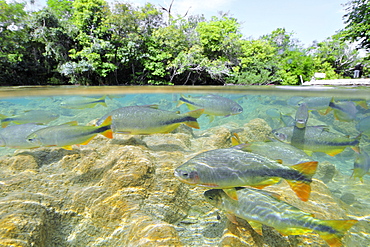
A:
1,0,369,85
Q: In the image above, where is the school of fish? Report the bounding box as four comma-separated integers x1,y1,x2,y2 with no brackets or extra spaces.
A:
1,93,369,246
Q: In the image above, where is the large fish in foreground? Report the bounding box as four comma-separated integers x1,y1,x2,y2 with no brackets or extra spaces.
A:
0,110,59,128
97,105,203,135
26,117,113,150
177,94,243,122
272,126,360,156
175,148,318,201
204,188,357,247
0,123,48,149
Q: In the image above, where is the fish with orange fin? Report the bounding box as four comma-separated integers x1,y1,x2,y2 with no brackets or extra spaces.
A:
26,116,113,150
204,188,357,247
326,98,358,122
97,105,203,135
272,126,361,156
174,148,318,201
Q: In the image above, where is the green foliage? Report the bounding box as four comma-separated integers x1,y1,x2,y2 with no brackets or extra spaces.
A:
1,1,367,85
196,16,242,61
309,33,361,77
343,0,370,51
47,0,72,18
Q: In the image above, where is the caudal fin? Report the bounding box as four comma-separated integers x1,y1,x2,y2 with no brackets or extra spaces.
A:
288,161,318,201
98,116,113,139
318,219,358,247
183,109,204,129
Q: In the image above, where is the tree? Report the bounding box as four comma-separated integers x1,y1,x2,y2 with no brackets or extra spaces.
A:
0,0,47,85
309,33,361,77
59,0,115,84
229,39,280,85
343,0,370,51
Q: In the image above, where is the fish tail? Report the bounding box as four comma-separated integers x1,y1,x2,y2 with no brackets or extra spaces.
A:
186,108,204,119
183,109,204,129
97,95,107,107
1,121,10,128
288,161,318,201
318,219,357,247
291,161,318,178
351,133,362,154
0,114,9,127
231,133,242,146
286,180,311,201
176,94,186,107
356,100,368,109
98,116,113,139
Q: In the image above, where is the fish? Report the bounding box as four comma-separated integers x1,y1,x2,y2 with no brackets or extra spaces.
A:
60,95,107,109
297,97,331,114
0,123,48,149
233,141,315,166
26,116,113,150
295,102,309,128
272,126,361,156
174,148,318,201
97,105,203,135
265,108,294,128
204,188,357,247
355,116,370,137
351,151,370,182
177,94,243,122
0,110,59,128
326,99,358,122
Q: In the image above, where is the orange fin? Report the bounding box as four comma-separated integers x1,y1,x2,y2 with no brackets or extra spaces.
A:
231,133,241,146
79,136,95,146
184,121,200,129
102,129,113,139
223,188,238,200
291,161,318,177
326,148,345,157
250,177,281,189
248,220,263,235
352,146,360,154
287,180,311,201
187,108,204,119
319,219,358,247
62,145,73,150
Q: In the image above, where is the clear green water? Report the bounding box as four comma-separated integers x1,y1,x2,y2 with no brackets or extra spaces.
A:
0,85,369,246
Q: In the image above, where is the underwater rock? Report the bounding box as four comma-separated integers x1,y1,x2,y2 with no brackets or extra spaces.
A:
239,118,272,143
315,161,337,183
0,119,367,246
